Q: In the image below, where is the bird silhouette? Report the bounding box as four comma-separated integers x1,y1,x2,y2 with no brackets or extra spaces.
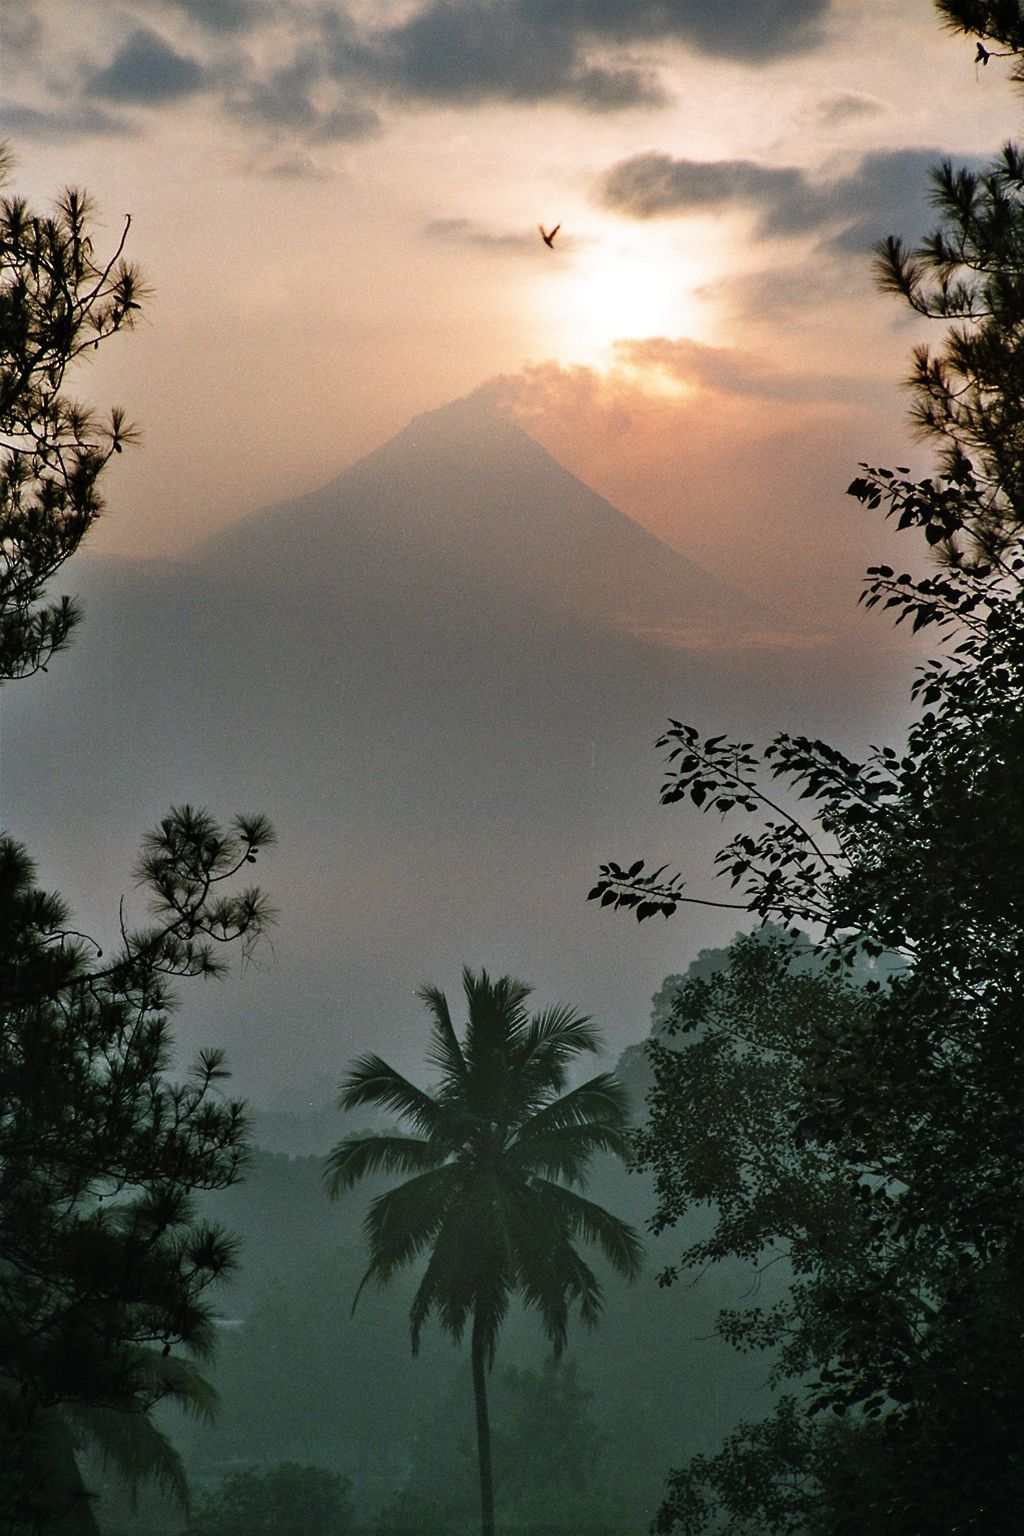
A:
539,223,560,249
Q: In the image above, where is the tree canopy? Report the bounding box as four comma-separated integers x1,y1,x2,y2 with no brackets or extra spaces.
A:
186,1462,355,1536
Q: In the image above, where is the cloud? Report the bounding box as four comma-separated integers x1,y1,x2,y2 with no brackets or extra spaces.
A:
33,0,836,145
423,217,538,252
612,337,871,403
600,151,817,223
237,151,336,181
3,2,44,58
383,0,830,81
816,90,887,124
826,148,955,252
149,0,266,33
87,25,206,104
0,101,132,141
362,3,670,110
355,0,828,110
226,52,380,142
598,146,975,251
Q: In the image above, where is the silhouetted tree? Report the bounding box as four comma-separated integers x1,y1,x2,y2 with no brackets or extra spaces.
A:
0,155,275,1531
326,969,642,1536
187,1462,355,1536
590,10,1024,1530
936,1,1024,74
0,143,145,680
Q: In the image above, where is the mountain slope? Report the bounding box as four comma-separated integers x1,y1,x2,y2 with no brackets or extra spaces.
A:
200,393,764,643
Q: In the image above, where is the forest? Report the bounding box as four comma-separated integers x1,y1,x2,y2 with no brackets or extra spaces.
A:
1,1,1023,1533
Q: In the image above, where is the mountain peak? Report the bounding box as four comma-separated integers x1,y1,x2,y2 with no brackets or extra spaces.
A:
201,393,763,645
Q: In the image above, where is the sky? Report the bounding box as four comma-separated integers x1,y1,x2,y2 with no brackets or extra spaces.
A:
1,2,1021,1102
3,1,1017,617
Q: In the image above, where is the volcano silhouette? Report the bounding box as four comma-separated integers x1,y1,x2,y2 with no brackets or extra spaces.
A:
199,392,763,646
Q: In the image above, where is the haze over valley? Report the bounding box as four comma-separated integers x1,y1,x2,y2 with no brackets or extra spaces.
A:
2,395,912,1100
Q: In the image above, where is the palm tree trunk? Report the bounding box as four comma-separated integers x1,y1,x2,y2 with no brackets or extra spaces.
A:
471,1312,495,1536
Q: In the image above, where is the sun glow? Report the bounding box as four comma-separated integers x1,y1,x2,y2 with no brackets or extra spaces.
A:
540,230,714,369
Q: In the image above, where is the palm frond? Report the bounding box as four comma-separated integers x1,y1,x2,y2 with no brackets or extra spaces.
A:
418,983,469,1088
504,1192,602,1352
530,1179,644,1279
338,1054,441,1134
360,1163,463,1287
324,1133,441,1199
66,1397,190,1508
408,1228,474,1353
507,1120,632,1183
126,1348,218,1419
527,1244,603,1350
462,968,532,1070
514,1004,602,1085
7,1410,101,1534
408,1178,511,1356
465,1269,512,1370
515,1072,632,1145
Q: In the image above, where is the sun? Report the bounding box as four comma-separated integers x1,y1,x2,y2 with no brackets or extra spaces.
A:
539,228,714,368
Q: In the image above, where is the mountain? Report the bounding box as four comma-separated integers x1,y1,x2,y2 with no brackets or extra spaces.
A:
199,392,765,646
0,395,909,1098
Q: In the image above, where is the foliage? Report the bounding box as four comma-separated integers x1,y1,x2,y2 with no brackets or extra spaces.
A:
327,968,641,1536
636,935,1024,1532
936,1,1024,76
0,157,275,1531
0,812,275,1532
0,144,146,680
186,1462,355,1536
327,969,642,1363
592,13,1024,1531
636,934,872,1296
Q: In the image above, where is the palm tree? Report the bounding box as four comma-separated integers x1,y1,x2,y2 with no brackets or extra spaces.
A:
325,968,642,1536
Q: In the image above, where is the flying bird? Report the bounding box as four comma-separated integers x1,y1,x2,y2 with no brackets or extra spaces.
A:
539,223,560,249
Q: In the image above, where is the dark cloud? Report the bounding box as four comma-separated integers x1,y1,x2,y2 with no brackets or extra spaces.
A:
0,101,132,141
382,0,829,83
225,51,380,142
244,151,334,180
599,146,980,251
41,0,835,143
87,25,206,104
566,62,669,110
3,2,44,58
826,148,959,252
153,0,265,33
365,3,642,109
356,0,827,110
599,152,817,224
316,103,381,140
